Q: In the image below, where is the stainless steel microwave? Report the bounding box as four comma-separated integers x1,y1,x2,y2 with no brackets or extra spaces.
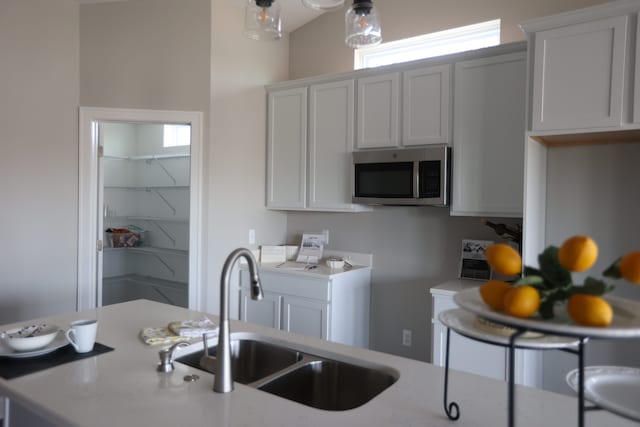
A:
352,145,451,206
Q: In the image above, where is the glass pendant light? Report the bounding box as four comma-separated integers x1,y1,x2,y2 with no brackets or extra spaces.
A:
244,0,282,41
345,0,381,48
301,0,345,11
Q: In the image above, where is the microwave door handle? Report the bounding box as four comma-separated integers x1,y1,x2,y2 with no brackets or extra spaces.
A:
413,161,420,199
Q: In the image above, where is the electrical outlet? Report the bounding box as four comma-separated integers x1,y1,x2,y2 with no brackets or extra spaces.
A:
402,329,412,347
322,229,329,245
248,229,255,245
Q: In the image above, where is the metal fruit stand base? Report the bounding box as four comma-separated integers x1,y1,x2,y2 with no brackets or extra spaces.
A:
439,298,640,427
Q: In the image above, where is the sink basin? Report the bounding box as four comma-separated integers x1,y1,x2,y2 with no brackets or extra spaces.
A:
176,338,302,384
175,334,398,410
259,359,397,411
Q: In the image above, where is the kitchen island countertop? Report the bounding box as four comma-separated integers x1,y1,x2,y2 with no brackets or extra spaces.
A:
0,300,636,427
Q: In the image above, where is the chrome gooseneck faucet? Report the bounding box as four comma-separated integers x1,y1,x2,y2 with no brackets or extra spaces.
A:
214,248,263,393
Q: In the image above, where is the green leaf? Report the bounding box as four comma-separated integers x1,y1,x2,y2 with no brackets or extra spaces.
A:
578,277,608,295
539,298,556,319
574,277,616,295
538,246,572,288
603,257,622,279
524,266,542,276
513,275,545,287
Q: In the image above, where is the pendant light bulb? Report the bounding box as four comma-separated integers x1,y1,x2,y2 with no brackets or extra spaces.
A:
345,0,381,48
244,0,282,41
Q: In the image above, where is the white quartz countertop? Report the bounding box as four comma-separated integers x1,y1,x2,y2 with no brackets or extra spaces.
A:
257,260,370,278
430,278,485,296
0,300,636,427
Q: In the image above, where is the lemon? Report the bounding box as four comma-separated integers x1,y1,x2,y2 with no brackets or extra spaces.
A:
567,293,613,327
479,280,512,310
502,286,540,318
558,235,598,272
619,251,640,284
485,244,522,276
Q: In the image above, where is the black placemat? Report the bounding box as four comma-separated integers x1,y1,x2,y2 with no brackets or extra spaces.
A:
0,342,114,380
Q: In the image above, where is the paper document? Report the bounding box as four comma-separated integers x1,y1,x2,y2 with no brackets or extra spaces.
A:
295,233,324,264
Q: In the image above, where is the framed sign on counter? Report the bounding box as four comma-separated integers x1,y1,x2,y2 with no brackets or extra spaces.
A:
459,239,493,280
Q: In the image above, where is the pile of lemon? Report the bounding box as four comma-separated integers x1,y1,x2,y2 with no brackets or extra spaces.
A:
479,236,640,327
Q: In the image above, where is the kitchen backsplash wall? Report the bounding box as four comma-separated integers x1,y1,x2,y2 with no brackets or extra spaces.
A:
286,208,521,361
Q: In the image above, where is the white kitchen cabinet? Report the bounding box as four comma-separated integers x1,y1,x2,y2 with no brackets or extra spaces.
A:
266,87,307,210
266,81,369,212
282,295,329,339
520,2,640,138
241,289,281,329
430,280,541,387
356,72,401,149
402,64,451,146
431,290,507,380
358,66,450,149
634,11,640,124
530,16,627,132
308,80,364,211
451,50,526,217
240,266,371,348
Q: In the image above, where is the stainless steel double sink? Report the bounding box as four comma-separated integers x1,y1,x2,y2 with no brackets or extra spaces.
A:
175,332,399,411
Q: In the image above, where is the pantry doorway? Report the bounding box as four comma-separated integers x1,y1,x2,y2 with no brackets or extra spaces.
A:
77,107,204,312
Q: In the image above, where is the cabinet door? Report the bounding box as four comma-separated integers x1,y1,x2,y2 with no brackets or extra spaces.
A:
531,15,627,131
431,293,507,381
432,321,508,381
402,64,451,146
282,295,329,340
451,51,526,217
308,80,357,210
634,12,640,124
266,87,307,209
356,73,400,149
240,289,281,329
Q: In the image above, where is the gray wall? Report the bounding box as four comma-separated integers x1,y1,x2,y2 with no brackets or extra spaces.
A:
205,0,289,315
0,0,290,325
80,0,211,115
80,0,290,315
0,0,80,323
542,142,640,394
289,0,607,79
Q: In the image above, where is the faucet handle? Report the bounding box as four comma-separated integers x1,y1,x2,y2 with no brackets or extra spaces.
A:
157,341,189,373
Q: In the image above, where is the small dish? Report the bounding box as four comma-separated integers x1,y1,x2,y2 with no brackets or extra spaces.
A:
2,324,61,352
0,333,68,358
326,259,345,269
566,366,640,422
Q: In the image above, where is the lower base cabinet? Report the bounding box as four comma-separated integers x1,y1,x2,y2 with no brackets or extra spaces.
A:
240,268,370,348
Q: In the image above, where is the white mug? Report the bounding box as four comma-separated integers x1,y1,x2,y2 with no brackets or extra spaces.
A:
66,319,97,353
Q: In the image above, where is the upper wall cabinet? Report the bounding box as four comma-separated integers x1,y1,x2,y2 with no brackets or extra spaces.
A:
355,65,452,149
402,64,451,146
266,80,370,212
308,79,364,211
266,87,307,210
521,1,640,137
356,73,401,149
451,50,527,217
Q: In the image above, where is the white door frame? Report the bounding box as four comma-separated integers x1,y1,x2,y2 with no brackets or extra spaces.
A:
78,107,204,311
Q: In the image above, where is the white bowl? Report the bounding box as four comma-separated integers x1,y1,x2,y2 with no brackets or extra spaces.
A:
326,259,345,269
2,324,60,352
